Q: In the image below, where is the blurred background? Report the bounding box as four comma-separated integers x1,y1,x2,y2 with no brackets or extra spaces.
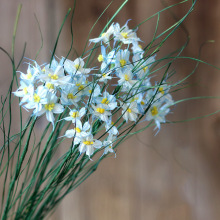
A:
0,0,220,219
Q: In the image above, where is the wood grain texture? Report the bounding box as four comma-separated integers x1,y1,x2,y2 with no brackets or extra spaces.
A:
0,0,220,219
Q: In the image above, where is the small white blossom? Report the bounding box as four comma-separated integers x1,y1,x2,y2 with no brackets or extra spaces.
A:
114,49,131,70
13,80,34,105
121,102,140,122
39,64,71,87
89,23,115,45
64,121,90,145
105,119,119,135
35,93,64,126
78,134,102,158
94,91,117,111
60,85,81,106
64,58,91,76
20,62,40,84
118,68,137,90
91,104,112,122
146,102,170,131
133,54,156,79
24,85,48,113
98,70,113,83
64,107,86,123
154,84,174,106
114,21,140,44
103,134,117,157
87,83,101,99
132,41,144,55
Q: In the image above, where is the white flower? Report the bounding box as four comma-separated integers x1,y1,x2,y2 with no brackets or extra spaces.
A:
87,83,101,99
60,85,81,106
118,68,137,90
24,85,48,113
131,41,144,55
39,64,71,87
113,21,140,44
64,58,90,76
98,46,116,73
114,49,131,70
89,23,115,45
103,134,117,157
35,93,64,126
74,78,90,97
135,92,148,114
126,92,142,104
78,134,102,158
97,44,108,64
146,102,170,131
20,62,39,84
133,54,156,79
13,80,34,105
98,70,113,83
121,102,140,122
45,57,59,71
91,104,112,122
154,84,174,106
105,119,119,135
94,91,117,111
64,107,86,123
64,121,90,145
101,49,117,70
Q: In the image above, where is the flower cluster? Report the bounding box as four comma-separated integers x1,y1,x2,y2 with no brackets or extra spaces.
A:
14,21,174,158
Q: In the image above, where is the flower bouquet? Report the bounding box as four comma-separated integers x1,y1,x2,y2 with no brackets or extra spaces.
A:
2,0,217,219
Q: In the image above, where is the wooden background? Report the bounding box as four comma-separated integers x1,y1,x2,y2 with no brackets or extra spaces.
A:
1,0,220,219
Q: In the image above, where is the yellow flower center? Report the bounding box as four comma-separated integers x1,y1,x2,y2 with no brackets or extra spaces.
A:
75,127,81,133
124,74,130,81
46,83,54,89
83,141,94,145
74,64,81,70
67,93,76,99
48,74,58,80
119,59,126,67
159,87,165,95
142,66,148,72
141,101,145,105
78,85,84,91
45,103,55,111
27,72,32,79
121,32,128,39
71,111,79,118
33,93,41,103
138,44,142,49
101,32,106,37
111,121,114,125
102,73,107,78
127,108,132,113
76,84,84,91
101,98,109,104
23,87,28,94
151,106,158,116
96,108,105,114
98,54,104,62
